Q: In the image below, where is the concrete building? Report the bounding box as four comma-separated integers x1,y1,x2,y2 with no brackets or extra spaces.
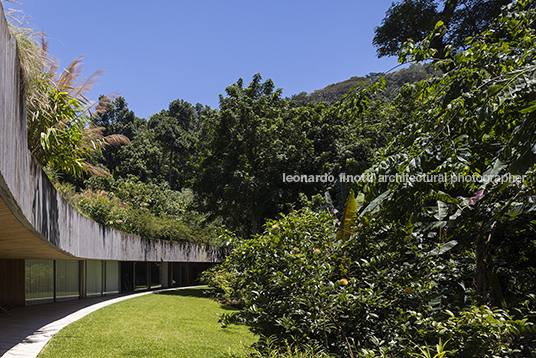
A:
0,4,224,309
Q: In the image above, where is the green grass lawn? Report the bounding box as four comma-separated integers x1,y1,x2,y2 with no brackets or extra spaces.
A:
37,287,257,358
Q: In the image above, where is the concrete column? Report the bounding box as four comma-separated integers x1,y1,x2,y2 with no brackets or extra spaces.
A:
118,261,122,293
132,262,136,291
79,260,87,299
161,262,169,288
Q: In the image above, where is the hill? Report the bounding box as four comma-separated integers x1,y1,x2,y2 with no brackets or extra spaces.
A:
289,63,438,106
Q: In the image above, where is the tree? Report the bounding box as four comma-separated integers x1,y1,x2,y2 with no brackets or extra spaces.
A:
193,73,411,236
93,97,151,178
94,96,145,141
373,0,512,58
193,74,322,236
148,99,204,189
366,0,536,308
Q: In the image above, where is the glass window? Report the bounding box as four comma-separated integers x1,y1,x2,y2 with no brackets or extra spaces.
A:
25,260,53,305
56,260,79,302
86,260,102,297
104,261,119,295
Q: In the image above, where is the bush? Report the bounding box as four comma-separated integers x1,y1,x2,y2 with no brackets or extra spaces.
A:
83,175,219,244
217,208,535,357
407,306,536,357
77,189,131,231
200,265,243,306
220,209,372,355
245,337,334,358
128,208,194,242
86,175,190,218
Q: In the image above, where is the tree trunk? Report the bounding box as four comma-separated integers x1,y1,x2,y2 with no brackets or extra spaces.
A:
475,231,505,307
431,0,459,60
475,232,490,293
440,0,458,27
251,211,261,236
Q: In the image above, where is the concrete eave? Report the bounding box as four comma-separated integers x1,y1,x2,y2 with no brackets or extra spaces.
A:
0,191,74,260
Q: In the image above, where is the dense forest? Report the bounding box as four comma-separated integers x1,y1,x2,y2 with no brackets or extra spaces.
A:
84,65,427,238
21,51,433,241
11,0,536,356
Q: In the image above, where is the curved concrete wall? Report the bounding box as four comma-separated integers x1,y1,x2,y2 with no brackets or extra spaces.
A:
0,4,226,262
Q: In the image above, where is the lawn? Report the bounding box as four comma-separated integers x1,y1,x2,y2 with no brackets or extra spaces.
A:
37,287,257,358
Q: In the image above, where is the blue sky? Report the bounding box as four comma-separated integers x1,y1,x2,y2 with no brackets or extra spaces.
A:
5,0,400,119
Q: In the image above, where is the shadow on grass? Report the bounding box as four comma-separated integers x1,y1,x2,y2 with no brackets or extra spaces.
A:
156,287,241,311
157,288,206,298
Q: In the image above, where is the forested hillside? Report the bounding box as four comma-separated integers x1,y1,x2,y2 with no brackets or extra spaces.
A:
289,63,438,106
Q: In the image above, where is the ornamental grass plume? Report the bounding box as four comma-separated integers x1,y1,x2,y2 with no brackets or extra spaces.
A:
3,2,129,177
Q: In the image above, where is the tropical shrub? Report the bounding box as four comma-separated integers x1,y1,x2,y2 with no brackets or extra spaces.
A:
200,265,243,306
8,22,96,176
218,207,535,357
127,208,195,242
244,337,334,358
217,1,536,356
408,305,534,357
86,175,192,218
53,176,219,244
77,189,130,230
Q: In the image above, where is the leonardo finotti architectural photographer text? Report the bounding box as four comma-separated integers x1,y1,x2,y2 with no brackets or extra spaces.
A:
282,173,525,184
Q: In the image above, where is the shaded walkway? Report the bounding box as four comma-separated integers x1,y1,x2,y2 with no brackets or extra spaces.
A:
0,286,200,358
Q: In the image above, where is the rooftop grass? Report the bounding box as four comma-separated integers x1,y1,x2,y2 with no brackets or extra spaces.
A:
37,287,257,358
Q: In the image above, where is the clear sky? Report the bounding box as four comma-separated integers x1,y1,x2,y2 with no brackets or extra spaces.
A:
4,0,400,120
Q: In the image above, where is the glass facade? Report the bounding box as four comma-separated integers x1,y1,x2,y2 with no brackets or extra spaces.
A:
55,260,80,302
25,260,54,305
120,261,134,291
150,262,161,288
104,261,119,295
134,262,148,290
24,259,172,305
86,260,103,297
172,262,188,287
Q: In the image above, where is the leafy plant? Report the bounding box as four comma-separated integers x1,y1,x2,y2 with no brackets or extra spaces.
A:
28,82,95,177
77,189,130,230
6,9,122,177
200,265,243,306
410,338,450,358
243,336,333,358
215,2,536,356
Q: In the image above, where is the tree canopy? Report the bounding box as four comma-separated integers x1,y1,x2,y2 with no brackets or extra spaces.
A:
192,74,319,235
373,0,512,58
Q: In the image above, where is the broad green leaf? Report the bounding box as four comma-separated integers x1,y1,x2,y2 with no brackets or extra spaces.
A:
434,200,448,221
427,240,458,256
337,190,358,241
